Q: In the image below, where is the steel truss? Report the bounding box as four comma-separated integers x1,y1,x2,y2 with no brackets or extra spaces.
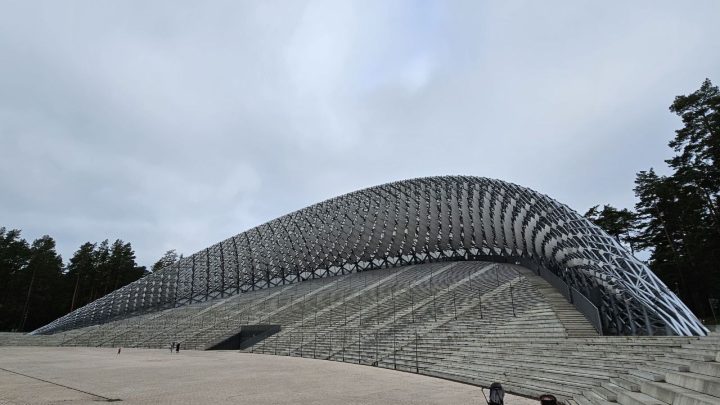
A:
33,176,707,336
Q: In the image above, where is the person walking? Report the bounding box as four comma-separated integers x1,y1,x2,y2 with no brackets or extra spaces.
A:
116,347,121,356
175,342,180,353
170,341,175,354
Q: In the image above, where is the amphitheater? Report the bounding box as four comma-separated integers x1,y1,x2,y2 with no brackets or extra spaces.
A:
2,176,718,405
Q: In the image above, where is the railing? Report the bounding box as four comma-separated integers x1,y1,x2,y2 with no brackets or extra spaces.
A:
571,287,603,335
512,256,606,335
538,266,571,301
251,264,523,364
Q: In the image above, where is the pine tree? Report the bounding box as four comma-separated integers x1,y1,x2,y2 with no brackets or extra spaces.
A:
631,79,720,318
108,239,146,290
66,242,96,311
583,205,639,254
0,228,31,331
152,249,179,272
20,236,63,331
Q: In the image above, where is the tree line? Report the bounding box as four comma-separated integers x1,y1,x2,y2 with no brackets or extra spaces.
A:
584,79,720,322
0,230,149,332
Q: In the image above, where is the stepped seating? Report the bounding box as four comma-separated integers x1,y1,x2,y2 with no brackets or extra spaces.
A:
573,332,720,405
2,260,717,405
0,330,86,346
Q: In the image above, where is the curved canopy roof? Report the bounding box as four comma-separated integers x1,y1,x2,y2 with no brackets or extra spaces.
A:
35,176,706,336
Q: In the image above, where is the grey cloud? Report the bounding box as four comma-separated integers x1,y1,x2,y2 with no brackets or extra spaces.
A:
1,0,719,266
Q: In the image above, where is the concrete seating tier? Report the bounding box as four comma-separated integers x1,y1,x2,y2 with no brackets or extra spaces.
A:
1,261,717,405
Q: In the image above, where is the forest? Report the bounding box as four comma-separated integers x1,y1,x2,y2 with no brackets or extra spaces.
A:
0,232,160,332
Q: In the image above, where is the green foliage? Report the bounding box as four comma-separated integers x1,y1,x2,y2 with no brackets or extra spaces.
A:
20,236,64,330
0,227,31,331
583,205,639,253
65,239,148,314
0,229,147,332
668,78,720,195
152,249,179,273
590,79,720,320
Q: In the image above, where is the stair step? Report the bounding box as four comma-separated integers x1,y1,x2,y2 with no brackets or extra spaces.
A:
607,378,639,392
651,360,690,372
664,371,720,397
637,378,720,405
613,389,666,405
689,360,720,378
627,369,665,382
590,386,618,402
666,352,716,362
580,391,616,405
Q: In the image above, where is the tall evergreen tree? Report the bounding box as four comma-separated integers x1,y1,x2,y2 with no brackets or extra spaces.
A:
634,171,688,294
151,249,179,273
64,239,147,310
19,236,63,331
668,78,720,210
66,242,96,312
93,240,110,301
1,227,150,332
108,239,147,291
632,79,720,319
584,205,639,254
0,228,31,331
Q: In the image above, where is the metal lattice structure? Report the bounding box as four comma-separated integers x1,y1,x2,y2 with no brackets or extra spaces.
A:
33,176,707,336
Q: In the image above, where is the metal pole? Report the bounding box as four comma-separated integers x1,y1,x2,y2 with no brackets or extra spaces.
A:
453,290,457,320
642,306,653,336
431,268,436,322
393,288,397,370
710,298,718,324
410,288,415,324
393,327,397,369
375,331,379,366
300,294,305,356
627,300,637,335
314,295,319,358
414,328,419,373
376,285,380,324
357,329,361,364
510,283,516,317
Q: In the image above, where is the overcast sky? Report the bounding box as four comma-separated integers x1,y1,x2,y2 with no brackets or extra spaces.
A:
1,1,719,267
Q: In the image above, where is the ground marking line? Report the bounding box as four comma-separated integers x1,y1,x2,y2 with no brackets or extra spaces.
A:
0,366,121,402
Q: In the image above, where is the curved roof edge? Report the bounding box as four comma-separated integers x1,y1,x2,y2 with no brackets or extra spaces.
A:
34,176,707,336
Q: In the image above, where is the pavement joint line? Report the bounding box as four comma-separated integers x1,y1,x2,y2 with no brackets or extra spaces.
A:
0,366,122,402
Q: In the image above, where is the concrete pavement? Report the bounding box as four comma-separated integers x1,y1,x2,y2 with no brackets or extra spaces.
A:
0,347,537,404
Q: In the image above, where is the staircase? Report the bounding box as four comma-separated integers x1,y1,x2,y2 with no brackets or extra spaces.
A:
574,332,720,405
2,260,717,405
521,267,599,338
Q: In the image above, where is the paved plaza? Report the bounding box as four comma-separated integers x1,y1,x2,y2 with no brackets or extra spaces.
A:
0,347,536,404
